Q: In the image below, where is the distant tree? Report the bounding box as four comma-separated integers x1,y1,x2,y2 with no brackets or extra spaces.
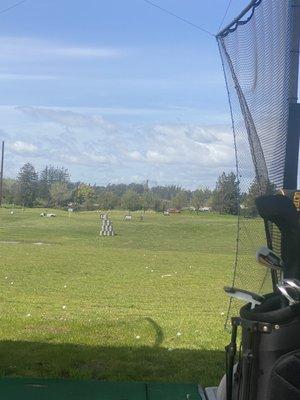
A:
152,196,163,212
151,185,182,201
3,169,250,213
140,192,162,211
2,178,18,204
243,178,276,217
16,163,38,207
38,166,51,204
140,192,148,210
192,188,212,211
73,184,95,205
49,182,71,207
211,171,239,215
128,183,145,194
39,165,70,205
98,191,118,210
106,184,128,198
48,165,70,184
172,191,188,209
121,189,141,211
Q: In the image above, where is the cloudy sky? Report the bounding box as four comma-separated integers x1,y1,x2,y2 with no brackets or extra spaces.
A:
0,0,251,188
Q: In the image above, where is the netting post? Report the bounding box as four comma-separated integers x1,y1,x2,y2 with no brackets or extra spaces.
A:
284,0,300,190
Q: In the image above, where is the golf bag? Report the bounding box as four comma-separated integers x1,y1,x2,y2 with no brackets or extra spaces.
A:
268,349,300,399
225,193,300,400
229,297,300,400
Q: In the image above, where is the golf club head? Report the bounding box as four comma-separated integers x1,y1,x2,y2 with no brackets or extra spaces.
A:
283,279,300,290
277,283,300,305
256,246,283,272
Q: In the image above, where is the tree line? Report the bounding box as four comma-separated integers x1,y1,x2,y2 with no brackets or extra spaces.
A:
1,162,271,215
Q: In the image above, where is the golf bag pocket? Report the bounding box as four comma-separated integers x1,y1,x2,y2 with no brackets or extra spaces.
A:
236,298,300,400
267,350,300,400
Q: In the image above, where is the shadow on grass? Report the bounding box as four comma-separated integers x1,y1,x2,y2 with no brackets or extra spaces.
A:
0,340,224,387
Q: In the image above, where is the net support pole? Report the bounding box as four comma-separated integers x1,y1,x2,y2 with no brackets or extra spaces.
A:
284,0,300,189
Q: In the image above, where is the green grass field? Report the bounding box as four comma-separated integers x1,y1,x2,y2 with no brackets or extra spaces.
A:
0,208,238,387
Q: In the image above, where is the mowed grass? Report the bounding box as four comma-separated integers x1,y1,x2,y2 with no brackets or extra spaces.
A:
0,208,237,386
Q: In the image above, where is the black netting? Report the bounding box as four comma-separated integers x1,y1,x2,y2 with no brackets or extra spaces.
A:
217,0,293,316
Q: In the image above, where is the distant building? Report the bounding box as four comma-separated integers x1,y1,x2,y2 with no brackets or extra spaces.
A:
182,206,196,211
166,208,181,213
199,207,211,212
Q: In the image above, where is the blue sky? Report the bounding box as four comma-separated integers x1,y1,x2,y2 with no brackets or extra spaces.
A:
0,0,251,188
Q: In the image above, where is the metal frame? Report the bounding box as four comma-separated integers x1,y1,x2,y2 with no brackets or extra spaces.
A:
217,0,261,38
284,0,300,189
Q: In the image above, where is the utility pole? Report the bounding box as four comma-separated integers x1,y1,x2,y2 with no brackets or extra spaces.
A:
283,0,300,189
0,141,4,206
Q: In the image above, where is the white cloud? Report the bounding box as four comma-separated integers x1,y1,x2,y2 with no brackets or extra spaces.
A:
0,37,124,61
10,107,120,169
16,106,117,131
1,106,236,188
142,124,234,167
54,46,122,59
10,141,38,154
126,151,144,161
146,150,169,163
